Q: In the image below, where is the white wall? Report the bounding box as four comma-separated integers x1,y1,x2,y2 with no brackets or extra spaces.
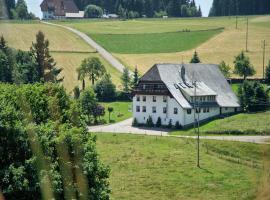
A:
133,94,237,127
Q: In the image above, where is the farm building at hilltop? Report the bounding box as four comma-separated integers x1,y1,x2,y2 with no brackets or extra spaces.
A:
40,0,84,19
132,63,241,127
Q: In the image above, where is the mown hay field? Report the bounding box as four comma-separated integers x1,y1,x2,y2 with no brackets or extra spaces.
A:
58,16,270,78
0,21,122,91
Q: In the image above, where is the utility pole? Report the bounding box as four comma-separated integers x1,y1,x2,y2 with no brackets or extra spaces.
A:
235,16,238,29
262,40,267,79
193,81,200,168
246,17,249,52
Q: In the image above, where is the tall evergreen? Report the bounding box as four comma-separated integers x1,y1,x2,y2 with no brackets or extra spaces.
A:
30,31,62,83
190,51,201,64
209,0,270,16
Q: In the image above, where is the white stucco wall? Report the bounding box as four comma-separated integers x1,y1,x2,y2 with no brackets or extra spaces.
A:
133,94,237,127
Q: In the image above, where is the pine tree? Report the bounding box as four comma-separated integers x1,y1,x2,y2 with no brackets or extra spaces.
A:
132,66,139,88
265,61,270,85
30,31,62,82
121,67,131,93
0,36,8,53
190,51,201,63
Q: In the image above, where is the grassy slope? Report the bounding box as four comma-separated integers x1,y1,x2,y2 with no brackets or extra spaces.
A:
95,133,265,200
115,16,270,76
0,21,122,92
100,101,132,124
56,18,229,34
0,22,93,52
171,111,270,136
91,29,222,54
52,52,122,92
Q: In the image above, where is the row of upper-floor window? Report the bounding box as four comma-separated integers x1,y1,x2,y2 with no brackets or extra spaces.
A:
191,96,216,102
136,106,212,115
136,95,167,103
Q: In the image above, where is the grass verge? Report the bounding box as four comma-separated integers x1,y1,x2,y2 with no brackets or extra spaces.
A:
170,111,270,136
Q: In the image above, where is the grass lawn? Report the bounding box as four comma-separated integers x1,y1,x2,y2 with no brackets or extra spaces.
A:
100,101,132,124
95,133,269,200
170,111,270,136
91,29,222,54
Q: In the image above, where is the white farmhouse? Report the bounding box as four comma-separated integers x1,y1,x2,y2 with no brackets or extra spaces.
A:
132,63,241,127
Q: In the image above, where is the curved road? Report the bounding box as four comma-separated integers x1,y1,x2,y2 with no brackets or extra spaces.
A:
41,21,126,73
88,118,270,144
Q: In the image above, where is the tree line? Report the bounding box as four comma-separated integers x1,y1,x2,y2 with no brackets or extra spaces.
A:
209,0,270,16
75,0,202,18
4,0,36,19
0,32,61,84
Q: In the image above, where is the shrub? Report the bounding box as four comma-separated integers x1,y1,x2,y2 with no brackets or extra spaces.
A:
167,119,172,129
132,118,138,127
84,4,103,18
175,121,182,129
156,117,162,128
73,86,80,99
146,116,154,127
94,73,116,102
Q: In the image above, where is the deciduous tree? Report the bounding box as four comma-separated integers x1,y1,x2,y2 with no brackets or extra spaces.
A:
234,51,255,80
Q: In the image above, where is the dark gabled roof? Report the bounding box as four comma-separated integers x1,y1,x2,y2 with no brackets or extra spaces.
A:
139,64,162,82
40,0,79,15
140,63,240,108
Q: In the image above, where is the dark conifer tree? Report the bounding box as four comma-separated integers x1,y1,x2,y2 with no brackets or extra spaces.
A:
30,31,63,82
190,51,201,63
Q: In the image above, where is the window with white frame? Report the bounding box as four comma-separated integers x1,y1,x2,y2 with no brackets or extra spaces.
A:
153,96,156,102
187,109,192,114
163,107,167,114
142,106,146,112
174,108,178,114
152,106,156,113
143,96,146,102
136,106,140,112
163,96,167,103
136,96,140,102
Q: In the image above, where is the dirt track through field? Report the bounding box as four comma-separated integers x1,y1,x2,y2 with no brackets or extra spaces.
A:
41,21,127,73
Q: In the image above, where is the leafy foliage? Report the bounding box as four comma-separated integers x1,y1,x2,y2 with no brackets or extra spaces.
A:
78,57,106,86
234,51,255,80
219,61,231,78
75,0,201,18
94,73,116,102
0,84,110,199
84,4,103,18
265,61,270,85
238,81,269,112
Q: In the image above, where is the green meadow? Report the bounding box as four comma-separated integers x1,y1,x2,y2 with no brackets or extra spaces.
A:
91,29,222,54
95,133,269,200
